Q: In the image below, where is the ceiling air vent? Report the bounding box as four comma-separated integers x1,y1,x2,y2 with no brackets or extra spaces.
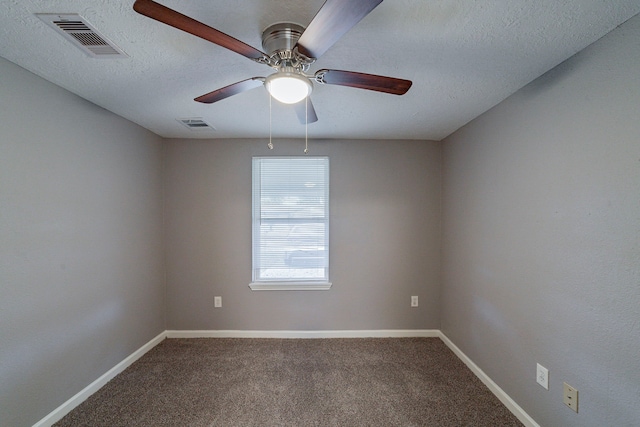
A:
36,14,127,58
177,118,216,131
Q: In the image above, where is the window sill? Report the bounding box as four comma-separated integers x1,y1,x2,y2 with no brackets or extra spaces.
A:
249,282,332,291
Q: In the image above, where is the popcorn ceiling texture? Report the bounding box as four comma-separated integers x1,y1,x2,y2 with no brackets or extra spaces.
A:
0,0,638,140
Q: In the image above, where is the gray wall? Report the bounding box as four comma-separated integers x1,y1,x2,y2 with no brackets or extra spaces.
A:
0,58,165,427
164,138,442,331
441,14,640,427
4,11,639,427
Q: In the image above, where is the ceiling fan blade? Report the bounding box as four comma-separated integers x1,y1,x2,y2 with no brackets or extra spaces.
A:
194,78,265,104
316,69,412,95
294,98,319,124
295,0,383,59
133,0,267,62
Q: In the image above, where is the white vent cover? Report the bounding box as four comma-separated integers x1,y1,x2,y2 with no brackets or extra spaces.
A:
36,14,127,58
177,118,216,131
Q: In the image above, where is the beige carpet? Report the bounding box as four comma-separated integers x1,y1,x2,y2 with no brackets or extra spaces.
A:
55,337,523,426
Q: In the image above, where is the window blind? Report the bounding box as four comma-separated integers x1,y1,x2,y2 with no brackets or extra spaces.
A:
252,156,329,283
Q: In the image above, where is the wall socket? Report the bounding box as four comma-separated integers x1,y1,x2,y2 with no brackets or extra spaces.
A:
214,296,222,308
536,363,549,390
411,296,419,307
563,382,578,412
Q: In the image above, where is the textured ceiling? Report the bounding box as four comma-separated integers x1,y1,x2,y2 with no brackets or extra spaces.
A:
1,1,639,141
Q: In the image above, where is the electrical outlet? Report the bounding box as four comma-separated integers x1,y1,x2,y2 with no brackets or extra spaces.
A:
214,296,222,308
411,296,419,307
536,363,549,389
563,382,578,412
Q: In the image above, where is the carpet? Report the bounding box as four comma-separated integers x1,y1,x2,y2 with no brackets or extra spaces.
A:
55,337,523,426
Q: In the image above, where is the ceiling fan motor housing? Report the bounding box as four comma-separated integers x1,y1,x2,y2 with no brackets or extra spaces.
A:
261,22,312,70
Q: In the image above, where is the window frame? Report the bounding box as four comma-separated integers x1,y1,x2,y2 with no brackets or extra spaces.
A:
249,156,331,291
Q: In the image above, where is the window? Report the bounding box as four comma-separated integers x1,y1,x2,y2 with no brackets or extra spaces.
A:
250,156,330,290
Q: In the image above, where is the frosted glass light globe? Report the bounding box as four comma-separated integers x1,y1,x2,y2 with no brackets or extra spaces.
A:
265,72,312,104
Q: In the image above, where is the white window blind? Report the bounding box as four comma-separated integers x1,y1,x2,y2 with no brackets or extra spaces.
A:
252,157,329,287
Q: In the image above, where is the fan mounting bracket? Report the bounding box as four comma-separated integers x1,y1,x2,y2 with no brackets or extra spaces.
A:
314,69,328,84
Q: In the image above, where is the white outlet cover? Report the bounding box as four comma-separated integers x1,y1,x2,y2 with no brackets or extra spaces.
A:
536,363,549,389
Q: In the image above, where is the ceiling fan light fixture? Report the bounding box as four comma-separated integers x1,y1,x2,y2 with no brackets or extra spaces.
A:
265,71,312,104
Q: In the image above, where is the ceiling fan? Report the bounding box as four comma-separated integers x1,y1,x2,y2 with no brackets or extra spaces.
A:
133,0,412,124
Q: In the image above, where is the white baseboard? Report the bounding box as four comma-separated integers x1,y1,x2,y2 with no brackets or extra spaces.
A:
438,332,540,427
165,329,440,339
33,331,167,427
35,329,538,427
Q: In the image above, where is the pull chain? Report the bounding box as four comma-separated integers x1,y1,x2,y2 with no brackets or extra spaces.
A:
268,94,310,153
267,95,274,150
304,97,309,154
